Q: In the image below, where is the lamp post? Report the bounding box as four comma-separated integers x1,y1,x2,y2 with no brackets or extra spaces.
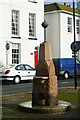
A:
42,19,48,42
73,0,77,89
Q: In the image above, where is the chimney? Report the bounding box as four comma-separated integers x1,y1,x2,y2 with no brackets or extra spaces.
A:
69,5,71,7
64,2,66,6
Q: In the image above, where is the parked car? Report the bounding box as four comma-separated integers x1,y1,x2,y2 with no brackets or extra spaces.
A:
0,64,36,84
53,58,80,79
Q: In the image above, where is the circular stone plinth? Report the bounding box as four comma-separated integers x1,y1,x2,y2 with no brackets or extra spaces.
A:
19,101,71,114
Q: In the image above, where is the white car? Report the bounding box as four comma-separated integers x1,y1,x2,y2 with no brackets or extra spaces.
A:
0,64,36,84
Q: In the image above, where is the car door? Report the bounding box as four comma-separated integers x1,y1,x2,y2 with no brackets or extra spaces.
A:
24,64,35,80
15,64,27,80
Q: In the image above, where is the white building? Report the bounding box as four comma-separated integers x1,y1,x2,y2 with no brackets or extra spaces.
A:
45,3,80,60
0,0,44,68
78,1,80,10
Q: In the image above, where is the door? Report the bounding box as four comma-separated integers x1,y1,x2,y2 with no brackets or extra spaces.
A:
34,51,38,69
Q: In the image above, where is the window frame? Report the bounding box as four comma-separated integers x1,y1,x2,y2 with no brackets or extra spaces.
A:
12,43,20,64
67,17,72,33
11,10,20,37
29,13,36,38
76,19,80,34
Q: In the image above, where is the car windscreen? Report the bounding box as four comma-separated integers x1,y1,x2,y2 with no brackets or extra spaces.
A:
2,64,14,69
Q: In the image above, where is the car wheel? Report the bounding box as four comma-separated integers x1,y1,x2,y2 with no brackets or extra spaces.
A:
14,76,21,84
64,72,69,79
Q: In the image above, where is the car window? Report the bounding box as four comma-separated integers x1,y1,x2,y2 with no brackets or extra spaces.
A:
76,59,80,64
24,65,33,70
15,65,25,70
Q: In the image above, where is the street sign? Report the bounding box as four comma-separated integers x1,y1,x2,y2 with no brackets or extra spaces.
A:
6,42,10,50
71,41,80,52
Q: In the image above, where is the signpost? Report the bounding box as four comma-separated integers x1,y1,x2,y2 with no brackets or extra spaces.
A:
71,1,80,89
72,1,77,89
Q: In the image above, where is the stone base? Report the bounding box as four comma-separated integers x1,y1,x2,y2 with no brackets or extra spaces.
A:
32,75,58,107
19,100,71,114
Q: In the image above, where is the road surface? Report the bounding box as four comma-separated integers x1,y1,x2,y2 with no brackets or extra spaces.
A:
1,78,80,95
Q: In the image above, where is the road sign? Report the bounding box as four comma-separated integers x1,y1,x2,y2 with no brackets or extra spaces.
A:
71,41,80,52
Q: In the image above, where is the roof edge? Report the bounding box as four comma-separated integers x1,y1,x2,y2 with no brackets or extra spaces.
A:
45,10,80,17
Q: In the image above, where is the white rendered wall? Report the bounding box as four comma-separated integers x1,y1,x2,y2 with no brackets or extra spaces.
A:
0,0,44,67
60,12,80,59
45,11,80,60
45,12,60,58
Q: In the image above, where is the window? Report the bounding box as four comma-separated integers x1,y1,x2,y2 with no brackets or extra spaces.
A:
76,19,80,34
67,17,72,33
15,65,25,70
24,65,33,70
12,43,20,64
12,10,19,36
29,13,36,37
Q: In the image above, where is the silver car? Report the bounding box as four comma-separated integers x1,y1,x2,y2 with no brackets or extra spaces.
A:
0,64,36,84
